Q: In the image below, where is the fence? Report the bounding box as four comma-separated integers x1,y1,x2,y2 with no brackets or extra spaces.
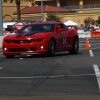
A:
61,4,100,10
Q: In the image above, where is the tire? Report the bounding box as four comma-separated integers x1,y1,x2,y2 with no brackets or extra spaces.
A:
48,39,56,56
69,37,79,54
5,55,15,58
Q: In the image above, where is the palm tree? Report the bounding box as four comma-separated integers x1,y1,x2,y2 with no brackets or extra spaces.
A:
3,0,34,21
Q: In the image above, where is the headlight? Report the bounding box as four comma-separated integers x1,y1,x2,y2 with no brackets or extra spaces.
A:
4,40,11,43
33,38,43,42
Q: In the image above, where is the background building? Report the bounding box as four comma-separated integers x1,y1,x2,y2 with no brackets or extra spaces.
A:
2,0,100,26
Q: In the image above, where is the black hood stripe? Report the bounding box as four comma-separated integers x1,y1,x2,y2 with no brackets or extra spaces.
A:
16,31,41,37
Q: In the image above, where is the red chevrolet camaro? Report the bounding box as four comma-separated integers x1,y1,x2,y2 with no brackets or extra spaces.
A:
2,21,79,58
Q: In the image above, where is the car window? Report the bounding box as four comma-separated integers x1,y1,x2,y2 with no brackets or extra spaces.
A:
63,24,68,30
19,24,54,34
56,24,68,31
42,25,52,31
22,26,32,32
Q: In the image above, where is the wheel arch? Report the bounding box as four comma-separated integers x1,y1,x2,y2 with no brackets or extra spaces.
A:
49,37,56,48
47,37,56,56
72,35,79,46
74,35,79,41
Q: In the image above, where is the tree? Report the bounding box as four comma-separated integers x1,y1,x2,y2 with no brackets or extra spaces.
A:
46,14,61,22
3,0,34,21
96,16,100,24
84,17,93,26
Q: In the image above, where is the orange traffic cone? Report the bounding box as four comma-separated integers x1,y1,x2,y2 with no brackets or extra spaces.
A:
85,39,90,50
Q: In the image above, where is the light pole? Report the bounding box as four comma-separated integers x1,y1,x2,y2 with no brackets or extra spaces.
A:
16,0,21,21
0,0,3,36
41,0,44,22
56,0,58,17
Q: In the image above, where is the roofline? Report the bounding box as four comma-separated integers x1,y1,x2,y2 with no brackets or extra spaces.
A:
13,5,76,15
13,11,76,15
24,21,63,25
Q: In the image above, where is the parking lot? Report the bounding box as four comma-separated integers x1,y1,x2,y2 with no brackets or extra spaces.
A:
0,38,100,99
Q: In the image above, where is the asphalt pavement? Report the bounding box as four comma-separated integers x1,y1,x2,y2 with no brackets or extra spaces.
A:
0,38,100,100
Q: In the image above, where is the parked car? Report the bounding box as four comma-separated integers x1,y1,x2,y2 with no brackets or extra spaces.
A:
3,21,25,35
2,21,79,58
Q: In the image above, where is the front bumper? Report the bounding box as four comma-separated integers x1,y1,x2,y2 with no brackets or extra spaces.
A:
2,42,48,55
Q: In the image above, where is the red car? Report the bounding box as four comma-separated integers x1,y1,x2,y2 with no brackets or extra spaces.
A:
2,21,79,58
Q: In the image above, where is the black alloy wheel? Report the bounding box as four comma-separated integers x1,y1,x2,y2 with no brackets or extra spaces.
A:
69,37,79,54
48,39,56,56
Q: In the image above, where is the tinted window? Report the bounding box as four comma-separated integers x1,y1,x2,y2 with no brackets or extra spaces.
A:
63,24,68,30
56,24,68,31
19,24,54,34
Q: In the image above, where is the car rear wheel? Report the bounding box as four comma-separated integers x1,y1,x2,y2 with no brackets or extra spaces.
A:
48,39,56,56
69,37,79,54
5,55,15,58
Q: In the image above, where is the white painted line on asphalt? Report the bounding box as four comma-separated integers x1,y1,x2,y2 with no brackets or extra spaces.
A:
89,50,94,57
19,58,23,60
67,74,95,77
93,64,100,91
26,55,32,57
0,67,3,69
0,74,95,79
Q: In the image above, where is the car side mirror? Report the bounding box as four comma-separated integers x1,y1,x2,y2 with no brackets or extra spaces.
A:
57,28,64,33
14,29,19,34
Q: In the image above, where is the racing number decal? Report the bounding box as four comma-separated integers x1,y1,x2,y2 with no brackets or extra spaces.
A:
59,32,67,44
63,38,66,44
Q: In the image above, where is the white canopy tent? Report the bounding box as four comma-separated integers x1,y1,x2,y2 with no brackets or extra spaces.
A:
64,20,78,26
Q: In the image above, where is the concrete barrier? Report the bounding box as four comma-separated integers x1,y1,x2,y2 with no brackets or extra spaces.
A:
0,36,4,48
78,30,91,38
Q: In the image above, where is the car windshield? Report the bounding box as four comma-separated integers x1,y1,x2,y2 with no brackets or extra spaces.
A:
19,24,54,34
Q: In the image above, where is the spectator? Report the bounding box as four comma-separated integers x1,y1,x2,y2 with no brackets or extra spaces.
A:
94,24,99,30
90,25,95,31
80,24,85,30
87,25,91,31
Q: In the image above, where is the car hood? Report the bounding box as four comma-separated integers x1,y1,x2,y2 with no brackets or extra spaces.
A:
4,31,52,40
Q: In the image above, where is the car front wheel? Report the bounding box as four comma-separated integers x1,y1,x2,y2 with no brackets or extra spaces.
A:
69,37,79,54
48,39,56,56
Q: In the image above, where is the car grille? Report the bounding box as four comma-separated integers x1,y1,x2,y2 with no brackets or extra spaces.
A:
9,48,36,52
4,40,33,44
12,40,33,43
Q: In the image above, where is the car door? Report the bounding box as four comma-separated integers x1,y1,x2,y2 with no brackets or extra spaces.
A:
55,24,67,51
56,24,71,51
61,24,71,50
55,24,63,51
